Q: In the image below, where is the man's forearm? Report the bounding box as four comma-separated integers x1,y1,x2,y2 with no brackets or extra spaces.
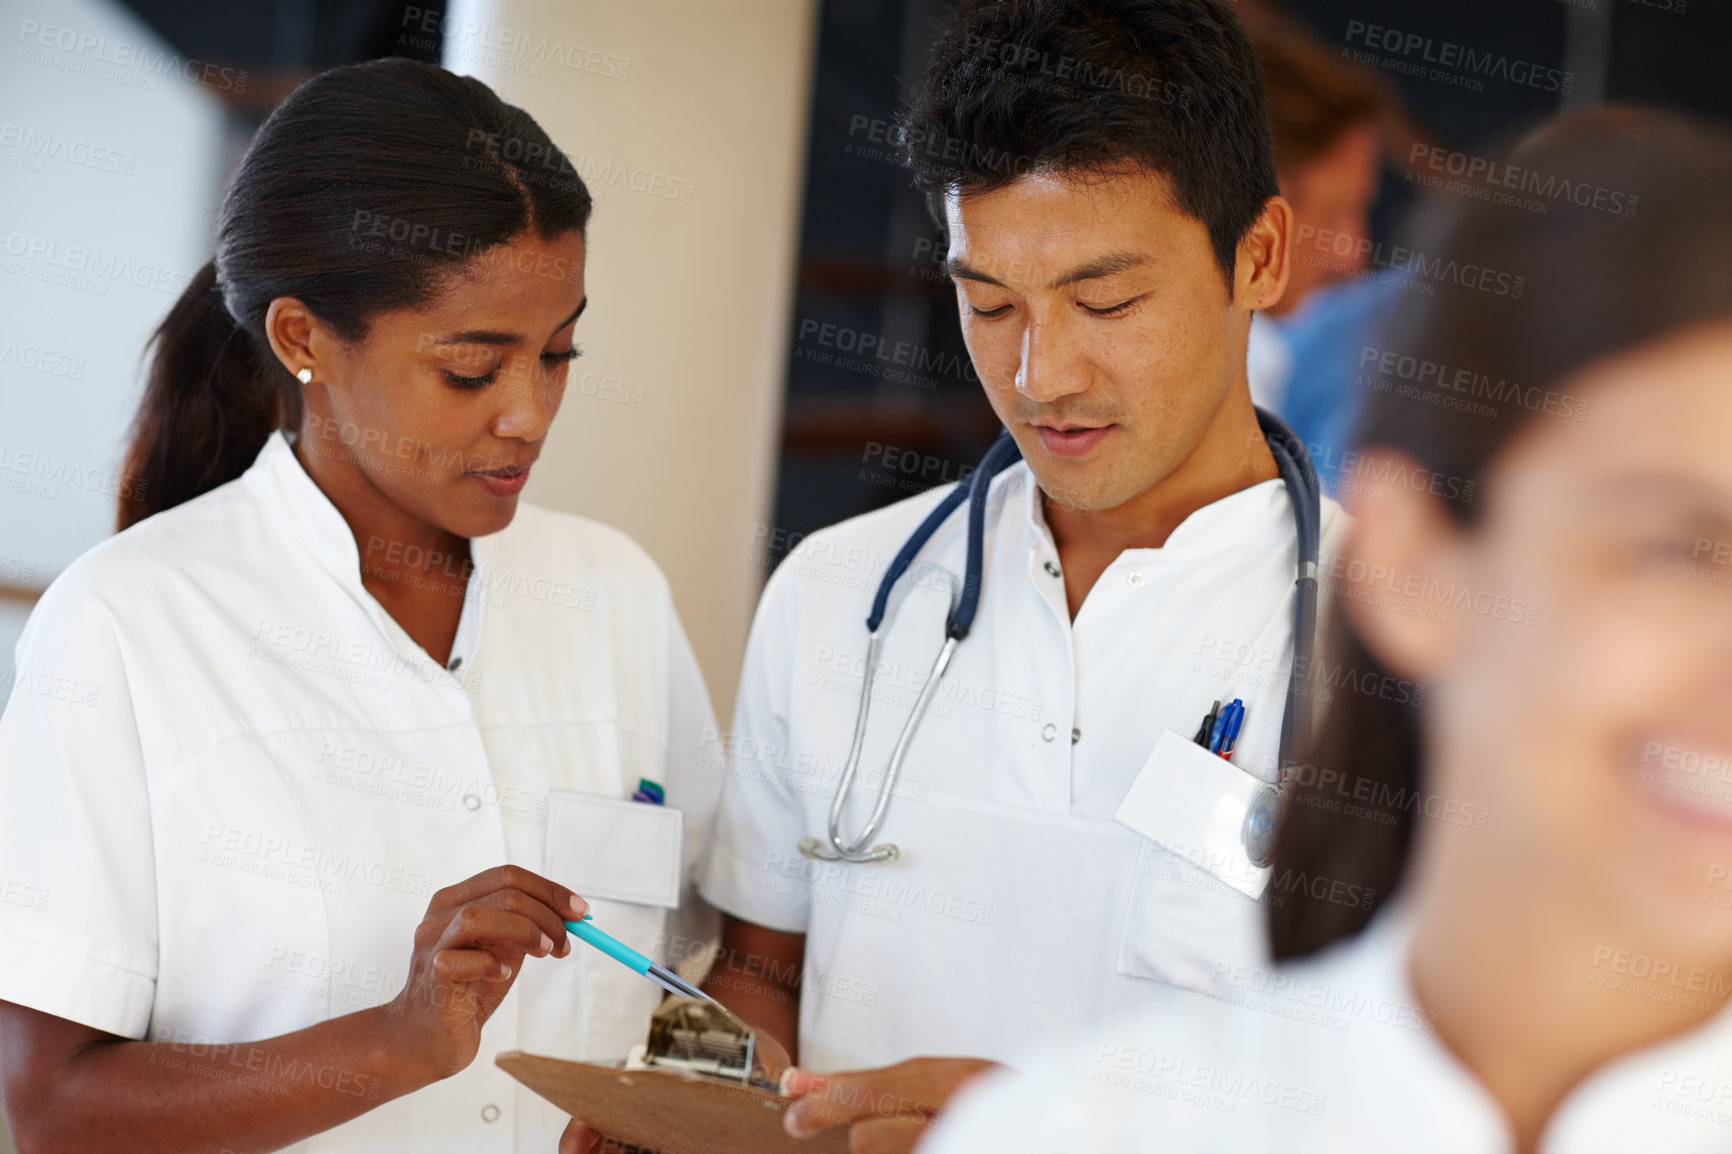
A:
704,956,801,1063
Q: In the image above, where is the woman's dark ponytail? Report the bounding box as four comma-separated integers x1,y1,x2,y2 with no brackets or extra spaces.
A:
1267,625,1422,959
120,260,290,529
118,58,593,530
1268,107,1732,961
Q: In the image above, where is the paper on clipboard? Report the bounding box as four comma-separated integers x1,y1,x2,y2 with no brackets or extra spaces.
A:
496,1051,850,1154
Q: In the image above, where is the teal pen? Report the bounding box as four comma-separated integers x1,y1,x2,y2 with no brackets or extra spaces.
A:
564,914,718,1004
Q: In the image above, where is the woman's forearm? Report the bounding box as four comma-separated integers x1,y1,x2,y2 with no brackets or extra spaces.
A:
5,867,586,1152
6,1002,434,1154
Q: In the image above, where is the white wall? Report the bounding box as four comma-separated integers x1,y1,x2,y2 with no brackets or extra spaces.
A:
0,0,226,595
442,0,815,719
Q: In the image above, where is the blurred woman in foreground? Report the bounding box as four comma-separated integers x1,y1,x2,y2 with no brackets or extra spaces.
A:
920,108,1732,1153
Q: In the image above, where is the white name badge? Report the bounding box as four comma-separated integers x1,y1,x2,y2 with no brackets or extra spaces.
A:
1113,728,1272,900
544,790,684,909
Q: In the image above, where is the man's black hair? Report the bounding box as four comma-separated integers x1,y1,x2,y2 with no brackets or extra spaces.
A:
897,0,1279,290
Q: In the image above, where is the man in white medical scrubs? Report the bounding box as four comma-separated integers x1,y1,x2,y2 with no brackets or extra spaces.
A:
693,0,1348,1148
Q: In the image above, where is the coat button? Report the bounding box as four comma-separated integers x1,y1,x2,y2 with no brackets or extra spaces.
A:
1071,727,1081,745
481,1103,501,1123
1043,561,1061,577
1042,723,1057,742
1127,571,1144,588
463,793,481,811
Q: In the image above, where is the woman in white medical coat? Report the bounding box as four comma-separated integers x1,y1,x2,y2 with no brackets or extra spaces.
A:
0,59,720,1152
921,110,1732,1154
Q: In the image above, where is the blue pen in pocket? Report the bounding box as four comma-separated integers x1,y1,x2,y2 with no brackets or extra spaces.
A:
1218,700,1246,760
1207,698,1242,753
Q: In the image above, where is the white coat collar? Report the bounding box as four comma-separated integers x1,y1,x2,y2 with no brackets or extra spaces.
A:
244,429,366,593
1012,458,1296,555
240,429,484,676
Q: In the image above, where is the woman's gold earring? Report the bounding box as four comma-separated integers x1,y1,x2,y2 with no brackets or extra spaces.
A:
296,368,313,384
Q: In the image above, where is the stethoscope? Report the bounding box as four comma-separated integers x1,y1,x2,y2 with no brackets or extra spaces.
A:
797,407,1320,868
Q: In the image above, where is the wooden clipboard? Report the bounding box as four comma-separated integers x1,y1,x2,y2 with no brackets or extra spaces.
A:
496,1050,850,1154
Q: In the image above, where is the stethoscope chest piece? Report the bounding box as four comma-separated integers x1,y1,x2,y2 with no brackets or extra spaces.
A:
798,836,900,863
1242,785,1282,869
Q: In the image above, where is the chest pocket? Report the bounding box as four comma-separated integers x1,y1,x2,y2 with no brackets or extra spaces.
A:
1115,838,1267,993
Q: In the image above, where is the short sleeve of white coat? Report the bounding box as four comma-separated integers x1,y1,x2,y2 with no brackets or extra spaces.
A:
659,585,726,954
696,557,811,934
916,1060,1107,1154
0,576,158,1038
917,1053,1167,1154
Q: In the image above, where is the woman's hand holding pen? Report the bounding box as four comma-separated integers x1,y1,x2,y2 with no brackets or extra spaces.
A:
384,865,588,1082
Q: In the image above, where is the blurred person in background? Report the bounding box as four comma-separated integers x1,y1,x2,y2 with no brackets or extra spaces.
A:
0,58,721,1154
1242,6,1400,494
921,108,1732,1153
